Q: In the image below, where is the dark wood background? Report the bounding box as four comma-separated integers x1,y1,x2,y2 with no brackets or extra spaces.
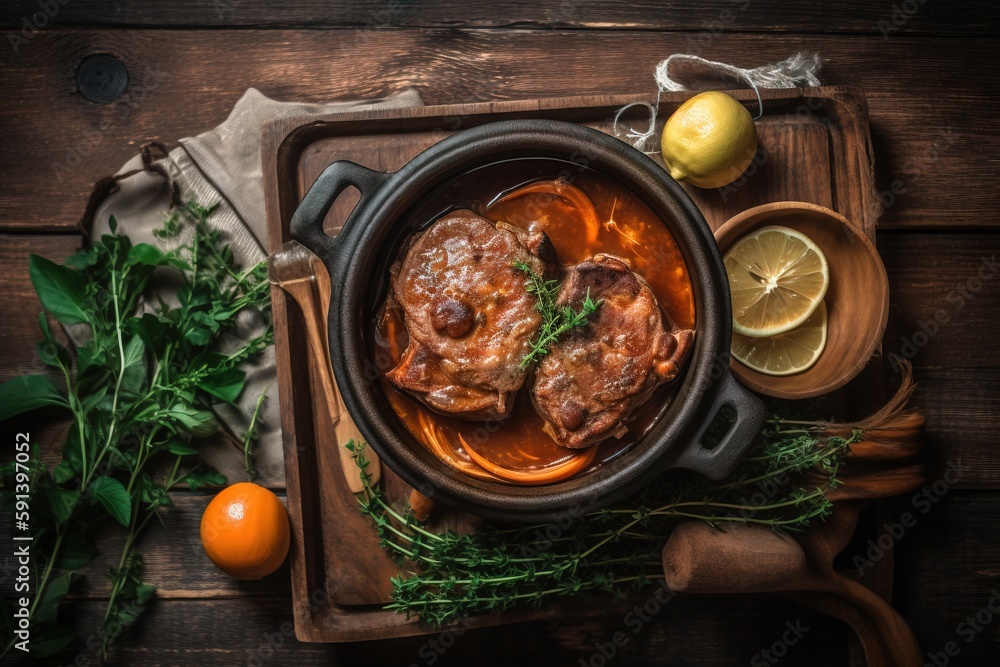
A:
1,1,998,665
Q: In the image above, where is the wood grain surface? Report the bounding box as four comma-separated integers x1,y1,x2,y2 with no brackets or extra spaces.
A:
1,0,997,34
14,492,1000,666
1,5,998,666
0,31,996,232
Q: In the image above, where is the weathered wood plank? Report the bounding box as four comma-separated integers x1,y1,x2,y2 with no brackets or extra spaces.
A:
50,596,852,666
0,31,996,231
27,491,1000,666
0,234,79,381
49,493,289,601
1,0,995,35
878,231,1000,488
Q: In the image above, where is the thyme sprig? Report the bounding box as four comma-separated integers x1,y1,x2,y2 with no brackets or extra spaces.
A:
515,261,601,369
348,421,860,626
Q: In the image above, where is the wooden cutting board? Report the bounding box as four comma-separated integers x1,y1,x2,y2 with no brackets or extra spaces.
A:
261,87,896,643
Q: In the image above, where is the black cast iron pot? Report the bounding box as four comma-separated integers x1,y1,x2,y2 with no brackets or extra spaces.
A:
290,119,765,522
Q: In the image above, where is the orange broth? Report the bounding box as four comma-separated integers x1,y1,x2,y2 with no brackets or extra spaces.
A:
374,161,695,483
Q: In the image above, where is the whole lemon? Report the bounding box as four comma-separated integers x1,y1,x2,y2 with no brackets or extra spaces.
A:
660,91,758,189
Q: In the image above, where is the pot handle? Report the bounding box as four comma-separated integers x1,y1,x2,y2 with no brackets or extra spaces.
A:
289,160,390,256
674,372,766,480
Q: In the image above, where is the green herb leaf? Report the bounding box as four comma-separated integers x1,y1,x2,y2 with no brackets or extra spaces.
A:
36,312,71,369
55,524,99,569
128,243,167,266
198,368,246,404
80,384,110,416
34,571,81,624
515,262,601,369
160,404,219,437
52,460,77,485
120,335,148,395
64,246,99,270
29,254,91,324
0,374,69,421
166,440,198,456
179,466,226,490
27,624,75,658
131,312,169,351
2,200,274,657
45,486,79,525
75,339,106,378
90,476,132,527
135,583,156,606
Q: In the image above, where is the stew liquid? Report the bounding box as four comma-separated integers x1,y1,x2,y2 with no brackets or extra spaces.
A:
374,158,695,482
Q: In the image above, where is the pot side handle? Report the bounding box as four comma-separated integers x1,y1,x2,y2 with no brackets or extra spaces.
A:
674,373,766,480
289,160,390,256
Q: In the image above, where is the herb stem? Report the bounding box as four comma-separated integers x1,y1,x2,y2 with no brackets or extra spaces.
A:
27,525,66,619
515,262,601,368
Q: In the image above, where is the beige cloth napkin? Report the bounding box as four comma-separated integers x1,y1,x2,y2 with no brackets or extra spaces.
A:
83,87,424,480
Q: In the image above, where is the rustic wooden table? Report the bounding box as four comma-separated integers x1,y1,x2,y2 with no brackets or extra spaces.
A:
1,2,998,665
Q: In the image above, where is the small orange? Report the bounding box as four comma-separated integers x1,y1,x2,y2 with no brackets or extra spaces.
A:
200,482,290,580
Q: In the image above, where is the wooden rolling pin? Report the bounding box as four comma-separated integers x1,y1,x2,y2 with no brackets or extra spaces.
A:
663,520,922,667
663,435,926,667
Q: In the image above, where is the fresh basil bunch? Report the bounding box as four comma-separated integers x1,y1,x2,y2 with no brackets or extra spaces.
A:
0,201,272,659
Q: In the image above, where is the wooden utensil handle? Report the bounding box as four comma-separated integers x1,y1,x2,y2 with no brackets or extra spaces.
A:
287,280,375,493
295,283,341,424
311,255,382,489
787,574,923,667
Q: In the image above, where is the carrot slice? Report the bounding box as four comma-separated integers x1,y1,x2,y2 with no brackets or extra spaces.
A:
489,178,600,244
458,434,597,486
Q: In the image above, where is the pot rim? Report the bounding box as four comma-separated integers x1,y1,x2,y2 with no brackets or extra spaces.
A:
325,120,739,521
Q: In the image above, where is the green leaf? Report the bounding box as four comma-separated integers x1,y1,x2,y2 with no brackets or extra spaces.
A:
0,374,69,421
27,623,75,658
106,445,133,468
64,245,99,270
90,476,132,527
198,368,246,404
131,312,169,351
138,473,170,508
34,570,81,624
184,325,212,346
80,384,110,415
75,339,106,377
166,440,198,456
29,254,91,324
122,333,145,368
108,214,118,233
46,486,79,525
120,335,147,394
180,466,226,490
160,404,219,437
128,243,168,266
135,583,156,606
36,312,71,369
52,459,77,484
56,524,99,569
60,424,86,477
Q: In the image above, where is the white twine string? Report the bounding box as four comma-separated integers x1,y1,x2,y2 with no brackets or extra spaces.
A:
613,52,823,153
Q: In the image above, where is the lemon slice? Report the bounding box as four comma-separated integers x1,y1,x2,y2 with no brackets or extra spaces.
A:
724,225,829,337
732,301,827,375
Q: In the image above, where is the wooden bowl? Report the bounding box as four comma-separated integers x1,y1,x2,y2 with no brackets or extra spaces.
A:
714,202,889,399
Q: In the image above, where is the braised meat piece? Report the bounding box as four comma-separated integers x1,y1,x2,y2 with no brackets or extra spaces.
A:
531,254,695,448
385,209,555,420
